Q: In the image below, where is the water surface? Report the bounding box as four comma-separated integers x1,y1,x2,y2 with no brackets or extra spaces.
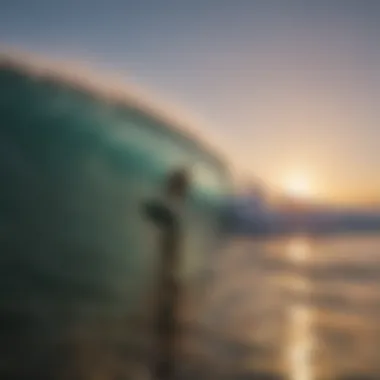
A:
185,234,380,380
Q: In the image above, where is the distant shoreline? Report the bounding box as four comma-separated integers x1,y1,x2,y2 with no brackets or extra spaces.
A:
229,228,380,240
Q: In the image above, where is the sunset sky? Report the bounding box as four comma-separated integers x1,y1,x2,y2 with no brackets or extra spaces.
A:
1,1,380,204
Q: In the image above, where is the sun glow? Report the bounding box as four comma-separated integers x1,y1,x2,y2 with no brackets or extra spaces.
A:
282,174,313,199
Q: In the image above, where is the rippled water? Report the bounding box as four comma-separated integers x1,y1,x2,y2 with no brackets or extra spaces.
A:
185,233,380,380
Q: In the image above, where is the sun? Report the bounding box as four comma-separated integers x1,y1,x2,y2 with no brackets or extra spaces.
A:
282,174,312,199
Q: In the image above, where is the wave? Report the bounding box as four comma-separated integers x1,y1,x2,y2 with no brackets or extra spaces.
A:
0,48,231,170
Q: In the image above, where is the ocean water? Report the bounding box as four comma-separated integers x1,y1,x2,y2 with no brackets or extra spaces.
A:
183,233,380,380
0,55,231,379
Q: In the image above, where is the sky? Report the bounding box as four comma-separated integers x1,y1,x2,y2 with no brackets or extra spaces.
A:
1,0,380,204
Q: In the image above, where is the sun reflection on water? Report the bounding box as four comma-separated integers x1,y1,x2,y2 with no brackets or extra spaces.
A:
288,305,314,380
288,238,311,263
286,237,314,380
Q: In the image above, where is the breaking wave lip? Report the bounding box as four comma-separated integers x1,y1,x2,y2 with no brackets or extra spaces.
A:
0,47,233,174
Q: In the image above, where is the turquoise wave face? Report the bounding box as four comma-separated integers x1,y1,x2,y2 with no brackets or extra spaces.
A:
0,64,230,377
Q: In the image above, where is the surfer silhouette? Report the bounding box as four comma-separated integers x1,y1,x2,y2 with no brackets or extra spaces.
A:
143,168,190,380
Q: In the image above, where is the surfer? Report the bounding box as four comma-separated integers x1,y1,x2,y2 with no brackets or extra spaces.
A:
143,168,190,380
